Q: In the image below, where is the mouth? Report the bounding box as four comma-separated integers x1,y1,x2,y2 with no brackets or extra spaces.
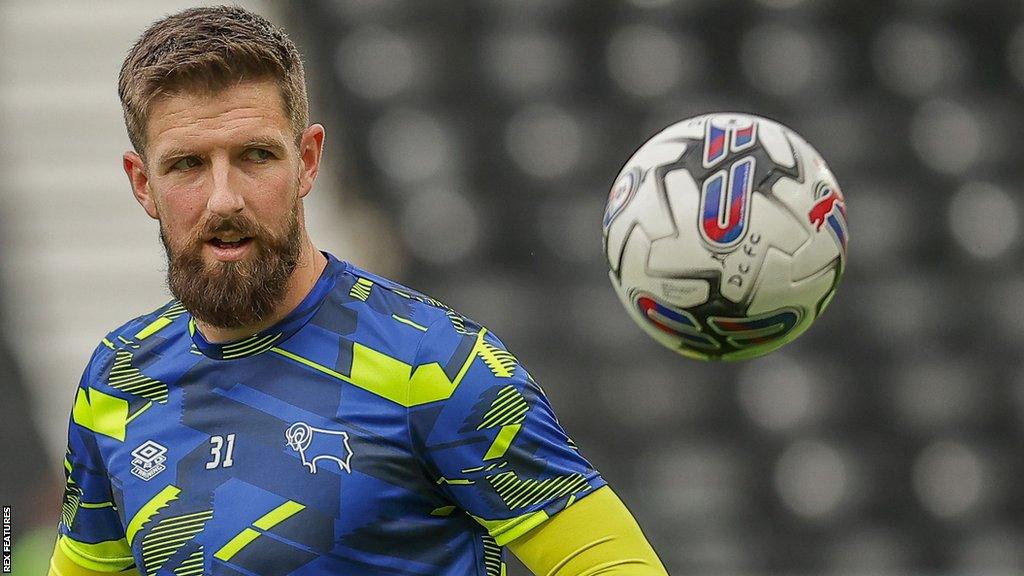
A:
208,236,252,248
205,236,254,261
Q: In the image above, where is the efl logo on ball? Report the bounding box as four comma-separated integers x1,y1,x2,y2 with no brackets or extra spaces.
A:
603,167,641,230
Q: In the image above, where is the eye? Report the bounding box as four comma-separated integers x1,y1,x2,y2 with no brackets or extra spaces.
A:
243,148,275,163
171,156,201,171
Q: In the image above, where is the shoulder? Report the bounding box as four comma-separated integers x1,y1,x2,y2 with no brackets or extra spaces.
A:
83,299,187,379
103,299,187,344
338,265,518,369
340,263,459,318
334,262,487,354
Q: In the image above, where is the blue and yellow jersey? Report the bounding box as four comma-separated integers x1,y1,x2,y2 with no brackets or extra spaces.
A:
57,253,605,576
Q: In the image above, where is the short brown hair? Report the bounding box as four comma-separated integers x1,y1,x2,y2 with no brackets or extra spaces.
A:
118,5,308,156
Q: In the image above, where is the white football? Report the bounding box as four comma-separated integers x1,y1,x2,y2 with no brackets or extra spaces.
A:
603,113,848,361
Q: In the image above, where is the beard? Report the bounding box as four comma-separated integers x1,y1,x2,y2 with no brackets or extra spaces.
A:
160,203,302,330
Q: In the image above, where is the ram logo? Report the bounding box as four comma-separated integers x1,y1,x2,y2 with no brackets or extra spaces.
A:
285,422,353,474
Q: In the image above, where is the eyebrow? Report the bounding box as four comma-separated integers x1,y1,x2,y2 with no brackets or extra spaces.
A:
240,137,289,152
155,147,192,167
154,137,290,166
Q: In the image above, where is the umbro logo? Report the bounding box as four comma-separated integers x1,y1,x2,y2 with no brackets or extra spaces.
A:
131,440,168,481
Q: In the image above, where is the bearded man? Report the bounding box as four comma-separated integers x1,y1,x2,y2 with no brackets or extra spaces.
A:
48,6,667,576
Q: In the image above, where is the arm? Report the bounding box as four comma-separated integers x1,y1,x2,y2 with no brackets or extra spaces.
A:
407,316,664,573
49,539,140,576
507,485,668,576
51,342,138,576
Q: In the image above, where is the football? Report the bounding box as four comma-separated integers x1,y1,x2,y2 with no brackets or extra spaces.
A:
603,113,848,361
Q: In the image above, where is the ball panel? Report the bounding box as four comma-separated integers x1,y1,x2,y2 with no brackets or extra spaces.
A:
790,222,846,282
603,141,686,274
619,222,714,309
747,248,838,320
757,119,797,168
648,169,720,274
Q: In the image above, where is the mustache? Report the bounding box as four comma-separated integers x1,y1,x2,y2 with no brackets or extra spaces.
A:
196,214,262,241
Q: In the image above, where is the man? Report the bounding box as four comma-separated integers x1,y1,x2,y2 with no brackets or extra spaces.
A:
48,6,667,576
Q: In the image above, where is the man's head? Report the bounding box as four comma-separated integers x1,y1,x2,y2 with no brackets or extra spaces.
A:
119,6,325,330
119,5,308,158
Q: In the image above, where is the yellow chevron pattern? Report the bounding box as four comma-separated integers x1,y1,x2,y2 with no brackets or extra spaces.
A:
212,501,305,562
487,471,591,510
127,485,181,545
436,476,474,486
461,461,509,474
140,510,213,576
482,534,503,576
477,342,517,378
60,480,82,530
109,350,169,404
446,310,475,335
74,387,129,441
349,277,373,301
221,333,282,359
478,386,528,429
392,288,447,310
173,548,204,576
162,302,188,320
135,302,189,340
272,327,487,407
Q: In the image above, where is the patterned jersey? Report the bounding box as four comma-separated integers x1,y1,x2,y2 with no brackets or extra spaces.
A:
57,253,605,576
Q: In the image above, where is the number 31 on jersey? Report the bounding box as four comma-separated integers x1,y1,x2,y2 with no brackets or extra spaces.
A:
206,433,236,469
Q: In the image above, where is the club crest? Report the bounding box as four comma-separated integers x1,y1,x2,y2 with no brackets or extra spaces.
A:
285,421,353,474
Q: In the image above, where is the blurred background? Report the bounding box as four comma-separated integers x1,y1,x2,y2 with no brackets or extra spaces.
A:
2,0,1024,574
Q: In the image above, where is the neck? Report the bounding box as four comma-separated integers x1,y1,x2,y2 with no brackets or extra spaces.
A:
195,238,328,343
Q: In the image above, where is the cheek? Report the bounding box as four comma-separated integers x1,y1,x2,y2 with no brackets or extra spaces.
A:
257,168,295,195
250,172,300,215
156,187,207,235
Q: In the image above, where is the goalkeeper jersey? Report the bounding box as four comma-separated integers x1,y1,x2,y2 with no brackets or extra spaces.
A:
57,252,605,576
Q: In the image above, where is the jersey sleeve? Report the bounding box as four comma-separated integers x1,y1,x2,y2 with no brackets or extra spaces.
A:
56,342,136,572
506,485,668,575
406,315,606,546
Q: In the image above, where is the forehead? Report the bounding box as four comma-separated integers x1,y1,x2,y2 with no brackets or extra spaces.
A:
146,79,291,157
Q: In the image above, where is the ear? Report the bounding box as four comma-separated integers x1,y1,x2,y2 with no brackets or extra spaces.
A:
124,151,159,220
296,124,325,199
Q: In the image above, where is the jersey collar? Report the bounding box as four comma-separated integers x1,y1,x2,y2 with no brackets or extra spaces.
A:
187,252,347,360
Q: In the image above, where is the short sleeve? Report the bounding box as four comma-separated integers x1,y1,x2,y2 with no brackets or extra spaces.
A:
56,344,136,572
407,316,606,546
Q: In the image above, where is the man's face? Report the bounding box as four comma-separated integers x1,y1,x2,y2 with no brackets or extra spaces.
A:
127,79,312,329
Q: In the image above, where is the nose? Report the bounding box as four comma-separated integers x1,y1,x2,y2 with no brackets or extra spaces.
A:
206,158,245,217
